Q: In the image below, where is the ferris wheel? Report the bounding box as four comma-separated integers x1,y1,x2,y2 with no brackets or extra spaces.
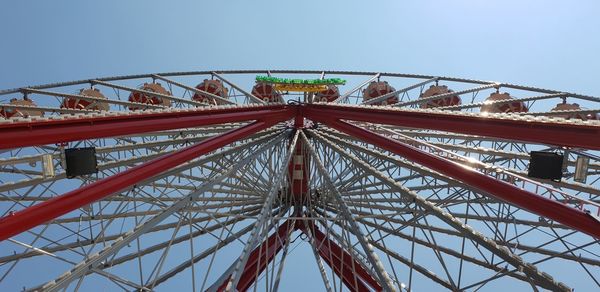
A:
0,70,599,291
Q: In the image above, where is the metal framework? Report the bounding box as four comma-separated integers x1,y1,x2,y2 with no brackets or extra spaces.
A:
0,70,599,291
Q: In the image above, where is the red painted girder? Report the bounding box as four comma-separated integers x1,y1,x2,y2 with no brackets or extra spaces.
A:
0,104,293,149
316,118,600,239
288,142,309,204
0,121,278,241
301,223,382,292
316,247,370,292
217,220,295,292
214,219,384,292
303,103,600,150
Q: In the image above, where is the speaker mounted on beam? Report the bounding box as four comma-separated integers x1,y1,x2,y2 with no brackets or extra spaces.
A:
527,151,563,182
64,147,98,178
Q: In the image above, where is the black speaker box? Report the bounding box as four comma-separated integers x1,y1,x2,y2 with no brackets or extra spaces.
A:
528,151,563,181
65,147,98,178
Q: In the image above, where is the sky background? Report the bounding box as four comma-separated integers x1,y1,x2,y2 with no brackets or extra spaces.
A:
1,1,600,291
1,0,600,97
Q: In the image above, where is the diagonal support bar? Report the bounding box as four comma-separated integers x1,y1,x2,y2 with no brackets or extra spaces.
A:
216,220,296,292
212,72,266,104
303,103,600,150
392,83,499,107
0,104,293,149
308,129,569,291
301,222,382,292
224,131,299,291
0,121,280,241
313,118,600,239
309,237,335,292
214,219,385,292
301,132,396,291
333,73,380,103
151,74,237,105
91,79,204,107
361,77,438,105
33,134,287,292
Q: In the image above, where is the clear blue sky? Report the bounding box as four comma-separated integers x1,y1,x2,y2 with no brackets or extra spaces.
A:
1,1,599,291
1,0,600,97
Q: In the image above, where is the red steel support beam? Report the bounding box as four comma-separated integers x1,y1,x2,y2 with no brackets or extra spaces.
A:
288,141,309,205
312,117,600,239
299,220,382,291
288,107,309,205
306,225,382,292
0,119,287,241
0,104,293,149
217,220,296,292
215,219,383,292
316,246,370,292
304,103,600,150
